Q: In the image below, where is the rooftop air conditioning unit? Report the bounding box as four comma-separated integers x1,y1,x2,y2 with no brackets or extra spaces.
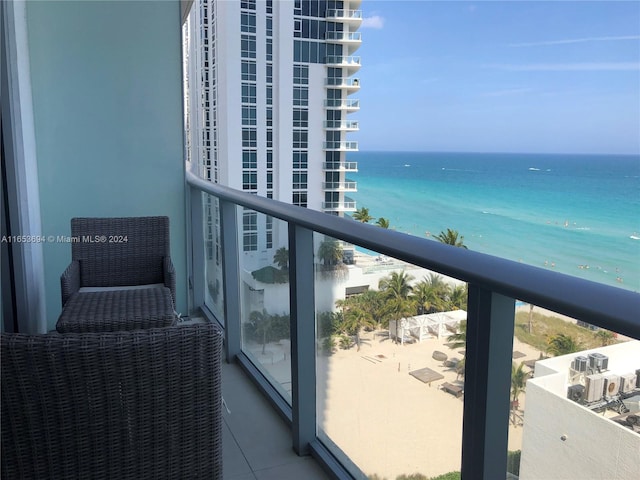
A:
620,373,638,394
572,356,588,372
603,374,620,398
567,384,585,403
588,352,608,371
585,373,605,403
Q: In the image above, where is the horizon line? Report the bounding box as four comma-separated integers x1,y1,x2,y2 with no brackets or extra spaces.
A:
354,149,640,157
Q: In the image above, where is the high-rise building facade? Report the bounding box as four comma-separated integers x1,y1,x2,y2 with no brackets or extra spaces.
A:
183,0,362,265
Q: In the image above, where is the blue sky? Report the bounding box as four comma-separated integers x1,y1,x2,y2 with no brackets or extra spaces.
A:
353,1,640,154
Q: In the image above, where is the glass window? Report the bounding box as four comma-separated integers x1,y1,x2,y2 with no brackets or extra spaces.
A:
242,151,257,169
293,192,307,207
242,60,257,81
242,106,257,126
241,0,256,10
241,34,256,58
242,83,257,103
293,108,308,128
242,128,257,147
293,86,308,106
242,172,257,190
241,12,256,33
293,130,308,149
293,172,308,189
293,151,308,169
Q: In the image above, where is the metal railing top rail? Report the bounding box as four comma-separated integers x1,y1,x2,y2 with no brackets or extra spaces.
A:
187,171,640,339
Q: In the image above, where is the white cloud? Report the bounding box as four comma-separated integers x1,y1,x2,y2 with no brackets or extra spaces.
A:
487,62,640,72
509,35,640,47
361,15,384,29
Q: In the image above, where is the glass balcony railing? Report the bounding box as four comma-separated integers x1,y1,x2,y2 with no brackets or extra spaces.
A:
323,119,359,130
324,77,360,88
324,55,361,67
322,181,357,191
321,198,357,211
186,171,640,480
323,98,360,109
324,31,362,42
322,141,358,151
326,9,363,21
322,161,358,172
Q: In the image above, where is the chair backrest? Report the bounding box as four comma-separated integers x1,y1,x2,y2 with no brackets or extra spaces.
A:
71,216,170,287
1,323,223,480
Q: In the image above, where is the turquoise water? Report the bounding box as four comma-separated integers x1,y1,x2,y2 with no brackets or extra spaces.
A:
350,151,640,292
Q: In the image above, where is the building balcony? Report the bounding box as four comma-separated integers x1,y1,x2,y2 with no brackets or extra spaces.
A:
324,31,362,44
322,161,358,172
325,9,363,24
322,180,358,192
323,119,359,131
322,141,358,151
321,196,357,211
324,77,360,91
323,98,360,111
324,55,361,71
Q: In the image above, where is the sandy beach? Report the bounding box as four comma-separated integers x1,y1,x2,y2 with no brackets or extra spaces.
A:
249,326,543,479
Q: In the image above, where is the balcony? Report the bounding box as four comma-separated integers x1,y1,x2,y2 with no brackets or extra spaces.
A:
321,196,357,211
322,141,358,151
322,180,358,191
4,2,640,480
324,55,361,71
325,9,363,24
323,98,360,111
324,31,362,44
323,119,359,131
324,77,360,91
323,161,358,172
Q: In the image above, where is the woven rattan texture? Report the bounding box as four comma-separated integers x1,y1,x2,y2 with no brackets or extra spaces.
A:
56,287,176,333
60,216,176,307
70,216,174,293
1,323,223,480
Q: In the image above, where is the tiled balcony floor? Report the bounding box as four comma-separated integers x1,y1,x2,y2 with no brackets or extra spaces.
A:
221,360,330,480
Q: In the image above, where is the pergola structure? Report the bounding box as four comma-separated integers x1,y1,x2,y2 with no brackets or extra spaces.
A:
389,310,467,344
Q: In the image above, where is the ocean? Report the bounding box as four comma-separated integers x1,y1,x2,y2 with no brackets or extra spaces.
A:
349,151,640,293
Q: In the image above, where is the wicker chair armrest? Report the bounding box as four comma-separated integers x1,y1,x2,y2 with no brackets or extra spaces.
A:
61,260,81,306
163,256,176,306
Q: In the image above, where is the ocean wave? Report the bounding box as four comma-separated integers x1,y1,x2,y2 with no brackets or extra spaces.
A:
528,167,540,171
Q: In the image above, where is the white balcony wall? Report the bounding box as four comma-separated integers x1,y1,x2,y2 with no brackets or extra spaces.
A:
24,1,187,327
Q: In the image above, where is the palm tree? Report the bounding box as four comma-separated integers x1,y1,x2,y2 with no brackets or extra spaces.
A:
375,217,390,229
546,333,580,356
449,284,468,311
446,319,467,350
352,207,373,223
435,228,468,249
273,247,289,271
317,239,343,267
249,309,272,354
378,271,415,338
336,298,376,351
511,362,528,424
411,275,448,315
527,303,534,334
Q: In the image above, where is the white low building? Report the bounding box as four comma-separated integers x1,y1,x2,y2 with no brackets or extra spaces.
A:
519,341,640,480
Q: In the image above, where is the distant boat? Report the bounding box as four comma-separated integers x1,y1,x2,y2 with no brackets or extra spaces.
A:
630,233,640,240
404,164,411,167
